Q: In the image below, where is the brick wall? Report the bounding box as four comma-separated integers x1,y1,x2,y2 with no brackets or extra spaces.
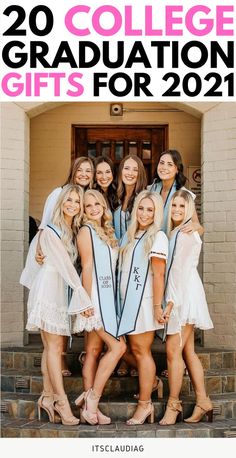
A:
202,102,236,348
1,103,29,346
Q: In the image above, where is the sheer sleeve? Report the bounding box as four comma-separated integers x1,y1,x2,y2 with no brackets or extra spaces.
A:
165,232,199,308
149,231,168,261
41,228,92,312
39,187,63,229
20,233,41,289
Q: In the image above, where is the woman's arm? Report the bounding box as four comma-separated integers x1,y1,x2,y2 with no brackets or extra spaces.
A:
181,208,204,236
76,227,94,317
151,257,166,323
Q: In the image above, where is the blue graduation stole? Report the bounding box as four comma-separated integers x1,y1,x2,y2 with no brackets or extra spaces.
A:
113,205,130,240
149,180,177,234
85,224,118,339
47,223,73,304
116,231,149,337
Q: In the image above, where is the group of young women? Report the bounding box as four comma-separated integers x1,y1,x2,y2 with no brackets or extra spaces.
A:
20,150,214,427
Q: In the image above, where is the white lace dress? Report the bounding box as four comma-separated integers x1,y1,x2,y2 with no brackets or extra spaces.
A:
166,231,214,334
20,228,91,336
72,243,119,333
120,231,168,334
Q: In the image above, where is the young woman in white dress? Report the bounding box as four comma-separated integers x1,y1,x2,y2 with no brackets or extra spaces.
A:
159,190,214,425
20,185,93,425
36,156,94,376
70,189,126,425
117,190,168,425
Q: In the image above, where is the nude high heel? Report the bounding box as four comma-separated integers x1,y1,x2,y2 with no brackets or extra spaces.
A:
75,391,111,425
53,395,80,426
184,396,213,423
134,376,163,400
159,398,183,425
126,400,154,425
37,391,55,423
81,389,99,425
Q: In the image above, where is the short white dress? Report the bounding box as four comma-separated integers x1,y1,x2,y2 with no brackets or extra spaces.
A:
20,227,91,336
72,241,119,333
120,230,168,334
166,231,213,334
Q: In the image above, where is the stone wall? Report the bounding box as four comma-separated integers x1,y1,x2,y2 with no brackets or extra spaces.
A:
1,103,29,346
202,102,236,348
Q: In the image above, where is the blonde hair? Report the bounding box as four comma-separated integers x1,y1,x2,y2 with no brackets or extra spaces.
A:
121,190,164,256
52,184,84,262
167,190,195,236
82,189,118,248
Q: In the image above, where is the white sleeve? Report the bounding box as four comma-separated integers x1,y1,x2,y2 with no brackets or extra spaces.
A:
149,231,168,261
41,228,92,312
181,186,196,200
39,188,63,229
19,233,41,289
165,232,198,308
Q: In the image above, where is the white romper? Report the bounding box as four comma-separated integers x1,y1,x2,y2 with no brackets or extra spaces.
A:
166,231,214,334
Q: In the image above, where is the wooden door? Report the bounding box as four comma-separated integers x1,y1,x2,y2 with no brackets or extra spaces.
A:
72,125,168,183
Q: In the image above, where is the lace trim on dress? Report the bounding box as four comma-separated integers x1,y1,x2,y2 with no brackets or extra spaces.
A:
71,315,103,333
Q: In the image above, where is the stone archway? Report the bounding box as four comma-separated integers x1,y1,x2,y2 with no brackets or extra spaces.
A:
1,101,235,348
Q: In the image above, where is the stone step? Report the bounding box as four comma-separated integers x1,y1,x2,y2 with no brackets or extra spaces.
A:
1,368,236,396
1,415,236,438
1,392,236,422
1,345,236,373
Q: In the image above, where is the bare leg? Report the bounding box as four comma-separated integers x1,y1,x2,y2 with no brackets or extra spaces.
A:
183,329,207,399
40,331,54,393
82,330,104,390
61,336,71,375
92,329,126,395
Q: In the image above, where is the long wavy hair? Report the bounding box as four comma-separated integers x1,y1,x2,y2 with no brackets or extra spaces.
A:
52,184,84,262
117,155,147,213
121,190,164,256
167,190,195,236
63,156,94,189
93,156,118,211
155,149,187,189
82,189,118,248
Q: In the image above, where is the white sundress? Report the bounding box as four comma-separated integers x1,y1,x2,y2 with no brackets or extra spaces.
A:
72,241,119,334
166,231,214,334
120,230,168,335
20,227,91,336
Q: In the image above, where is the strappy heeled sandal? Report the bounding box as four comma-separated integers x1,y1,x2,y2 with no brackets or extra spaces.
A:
134,376,163,400
53,395,80,426
81,388,99,425
159,398,183,425
37,391,55,423
184,396,213,423
126,400,154,425
75,391,111,425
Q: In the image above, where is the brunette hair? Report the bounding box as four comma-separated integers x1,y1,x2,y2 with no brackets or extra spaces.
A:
167,190,195,235
93,156,118,211
117,154,147,213
82,189,118,248
63,156,94,189
156,149,187,189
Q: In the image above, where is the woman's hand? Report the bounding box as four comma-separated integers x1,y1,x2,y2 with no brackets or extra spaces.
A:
35,244,45,265
180,221,198,234
80,307,94,318
154,306,164,323
162,302,174,322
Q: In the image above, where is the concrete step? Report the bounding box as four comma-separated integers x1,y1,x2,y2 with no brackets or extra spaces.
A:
1,415,236,438
1,367,236,397
1,392,236,422
1,345,236,373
